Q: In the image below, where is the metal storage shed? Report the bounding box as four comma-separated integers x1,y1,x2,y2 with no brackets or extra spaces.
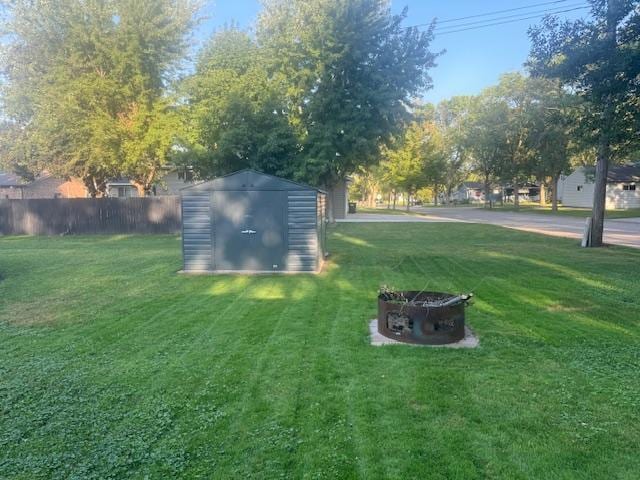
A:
180,169,327,273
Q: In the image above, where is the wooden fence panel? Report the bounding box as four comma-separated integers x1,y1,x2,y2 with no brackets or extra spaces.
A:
0,197,182,235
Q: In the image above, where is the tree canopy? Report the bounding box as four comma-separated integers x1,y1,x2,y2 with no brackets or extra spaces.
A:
0,0,198,195
256,0,439,187
527,0,640,245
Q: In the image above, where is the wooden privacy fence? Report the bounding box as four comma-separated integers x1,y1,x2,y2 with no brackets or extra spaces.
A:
0,197,181,235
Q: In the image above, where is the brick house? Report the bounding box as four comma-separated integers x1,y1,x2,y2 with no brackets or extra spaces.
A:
0,172,87,199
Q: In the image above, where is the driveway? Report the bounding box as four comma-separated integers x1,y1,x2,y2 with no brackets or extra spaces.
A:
339,207,640,249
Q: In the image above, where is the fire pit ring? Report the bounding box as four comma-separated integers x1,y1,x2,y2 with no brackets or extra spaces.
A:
377,290,471,345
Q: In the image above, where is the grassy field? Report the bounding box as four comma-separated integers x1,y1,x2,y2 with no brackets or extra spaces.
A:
1,225,639,479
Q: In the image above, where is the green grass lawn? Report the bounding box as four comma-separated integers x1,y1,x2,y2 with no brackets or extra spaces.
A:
1,225,639,479
487,204,640,219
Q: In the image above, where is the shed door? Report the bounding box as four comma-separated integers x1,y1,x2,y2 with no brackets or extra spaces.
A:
213,190,287,271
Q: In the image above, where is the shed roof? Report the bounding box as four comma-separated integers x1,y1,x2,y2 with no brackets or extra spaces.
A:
182,169,325,193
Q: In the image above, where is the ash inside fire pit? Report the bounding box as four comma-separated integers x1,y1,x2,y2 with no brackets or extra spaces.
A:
377,289,473,345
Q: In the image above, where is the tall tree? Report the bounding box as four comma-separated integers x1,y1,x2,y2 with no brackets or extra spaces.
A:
463,93,510,208
421,122,448,206
258,0,438,218
0,0,198,195
184,28,298,179
435,96,473,203
487,73,540,209
528,0,640,246
380,121,429,210
525,80,581,211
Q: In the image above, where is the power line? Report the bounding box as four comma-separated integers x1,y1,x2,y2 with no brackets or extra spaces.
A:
435,6,589,36
433,3,587,31
408,0,573,29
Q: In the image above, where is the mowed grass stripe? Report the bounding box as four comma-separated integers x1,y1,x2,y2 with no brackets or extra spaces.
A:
1,224,639,478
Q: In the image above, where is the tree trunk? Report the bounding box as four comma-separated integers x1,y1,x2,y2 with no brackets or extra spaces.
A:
326,189,335,223
484,179,491,209
406,191,410,211
590,139,610,247
551,174,559,212
513,180,520,209
589,0,616,248
433,184,438,206
539,181,546,207
387,192,391,209
367,188,377,208
392,190,397,210
84,175,106,198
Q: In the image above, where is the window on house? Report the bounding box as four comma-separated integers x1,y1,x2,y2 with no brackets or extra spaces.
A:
623,184,636,191
577,185,583,192
117,186,129,197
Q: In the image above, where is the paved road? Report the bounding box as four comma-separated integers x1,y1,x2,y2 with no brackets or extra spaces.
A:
339,207,640,249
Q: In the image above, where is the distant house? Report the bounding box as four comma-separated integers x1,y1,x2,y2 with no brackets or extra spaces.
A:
450,182,485,203
154,165,196,195
558,164,640,209
106,166,197,197
0,172,26,199
106,178,139,198
504,182,540,203
0,172,87,199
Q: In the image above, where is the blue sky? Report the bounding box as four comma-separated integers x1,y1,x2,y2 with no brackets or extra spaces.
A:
195,1,590,104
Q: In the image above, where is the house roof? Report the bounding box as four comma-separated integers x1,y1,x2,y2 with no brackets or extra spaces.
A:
462,182,484,190
0,172,25,187
607,164,640,183
182,169,326,193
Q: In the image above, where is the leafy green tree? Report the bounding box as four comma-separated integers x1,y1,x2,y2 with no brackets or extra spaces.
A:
380,122,429,210
525,80,581,210
435,97,474,203
0,0,197,195
183,28,298,179
486,73,542,208
258,0,438,217
528,0,640,246
462,93,510,208
421,122,448,206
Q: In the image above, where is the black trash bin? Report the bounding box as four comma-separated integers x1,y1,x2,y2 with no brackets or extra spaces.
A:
348,202,357,214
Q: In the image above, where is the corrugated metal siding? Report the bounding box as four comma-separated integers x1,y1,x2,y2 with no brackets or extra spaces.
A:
182,192,213,271
287,191,317,272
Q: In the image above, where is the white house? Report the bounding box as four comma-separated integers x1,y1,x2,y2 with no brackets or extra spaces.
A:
450,182,485,203
559,164,640,209
106,165,196,198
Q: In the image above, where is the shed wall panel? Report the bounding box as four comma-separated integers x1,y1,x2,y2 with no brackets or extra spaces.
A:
287,192,318,272
182,192,213,271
